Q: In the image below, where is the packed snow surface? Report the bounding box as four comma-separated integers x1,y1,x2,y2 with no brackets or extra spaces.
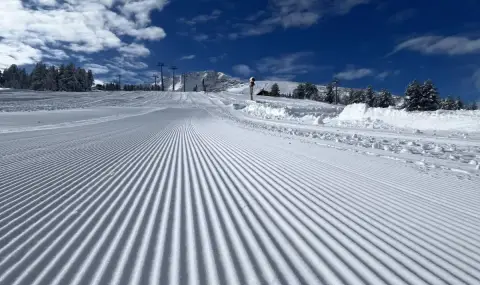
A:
1,90,480,285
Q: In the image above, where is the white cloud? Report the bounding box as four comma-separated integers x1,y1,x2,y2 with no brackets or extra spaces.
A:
179,9,222,25
84,63,110,74
72,55,91,62
210,53,227,63
390,36,480,56
94,79,105,86
231,0,369,39
335,67,374,80
375,70,400,80
0,0,167,67
118,43,150,57
0,40,43,69
233,64,254,76
257,52,315,75
194,34,209,42
180,55,196,60
107,57,149,70
42,48,69,60
388,9,416,24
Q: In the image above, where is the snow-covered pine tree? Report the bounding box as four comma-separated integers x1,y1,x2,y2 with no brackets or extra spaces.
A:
325,83,335,103
472,101,478,110
375,89,394,108
439,96,455,110
293,83,306,99
365,85,375,107
349,90,365,104
420,80,440,111
304,83,318,100
454,96,464,110
404,80,423,111
270,83,280,97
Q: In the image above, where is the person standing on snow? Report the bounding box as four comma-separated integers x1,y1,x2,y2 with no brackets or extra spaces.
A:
249,77,255,101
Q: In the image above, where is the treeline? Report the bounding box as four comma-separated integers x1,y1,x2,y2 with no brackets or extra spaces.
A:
95,83,163,91
262,80,478,111
0,63,94,92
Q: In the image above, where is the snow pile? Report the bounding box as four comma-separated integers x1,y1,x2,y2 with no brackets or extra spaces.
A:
233,100,343,123
241,102,290,120
327,103,480,132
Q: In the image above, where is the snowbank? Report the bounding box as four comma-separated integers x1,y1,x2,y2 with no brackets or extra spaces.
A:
233,101,341,123
327,103,480,132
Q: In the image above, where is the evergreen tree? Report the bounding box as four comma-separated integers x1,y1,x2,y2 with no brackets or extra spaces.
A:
58,64,67,91
87,70,94,91
349,90,365,104
420,80,440,111
324,83,335,103
472,101,478,110
0,70,4,86
365,85,375,107
304,83,318,100
454,96,464,110
293,83,306,99
440,96,456,110
270,83,280,97
30,62,48,90
375,89,394,108
403,80,423,111
64,63,77,91
45,66,58,91
76,68,87,91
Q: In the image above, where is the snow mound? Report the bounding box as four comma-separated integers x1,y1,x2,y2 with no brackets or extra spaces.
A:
327,103,480,132
233,101,342,123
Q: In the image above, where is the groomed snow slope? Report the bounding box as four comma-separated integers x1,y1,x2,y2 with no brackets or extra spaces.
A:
1,92,480,285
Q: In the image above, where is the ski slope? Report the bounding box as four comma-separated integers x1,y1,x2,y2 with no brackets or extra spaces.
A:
1,91,480,285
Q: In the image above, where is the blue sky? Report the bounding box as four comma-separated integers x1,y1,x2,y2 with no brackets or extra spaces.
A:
1,0,480,102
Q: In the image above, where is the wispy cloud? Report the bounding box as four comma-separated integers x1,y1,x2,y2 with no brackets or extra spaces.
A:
118,43,150,57
375,70,400,80
257,52,316,75
335,66,374,80
232,64,254,76
84,63,110,74
178,10,222,25
230,0,370,39
210,53,227,63
193,34,209,42
389,36,480,56
388,8,416,24
180,55,196,60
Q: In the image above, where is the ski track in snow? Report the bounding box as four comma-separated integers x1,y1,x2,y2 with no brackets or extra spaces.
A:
1,92,480,285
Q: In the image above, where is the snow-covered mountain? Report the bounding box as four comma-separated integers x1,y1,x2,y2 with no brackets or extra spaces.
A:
160,70,404,105
160,70,243,92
